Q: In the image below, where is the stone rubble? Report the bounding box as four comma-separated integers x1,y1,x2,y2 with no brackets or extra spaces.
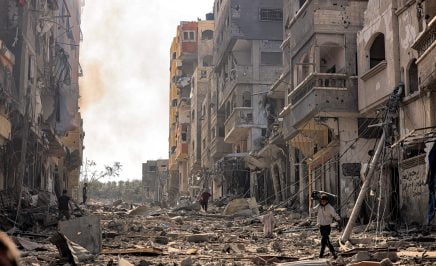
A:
7,199,435,265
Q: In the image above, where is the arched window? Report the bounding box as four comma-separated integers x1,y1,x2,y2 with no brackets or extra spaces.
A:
369,33,385,68
202,55,213,67
242,91,251,107
201,30,214,40
408,59,418,94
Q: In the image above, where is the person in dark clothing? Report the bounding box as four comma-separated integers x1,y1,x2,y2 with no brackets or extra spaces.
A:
426,143,436,226
312,194,340,259
199,190,212,212
82,183,88,205
58,190,71,220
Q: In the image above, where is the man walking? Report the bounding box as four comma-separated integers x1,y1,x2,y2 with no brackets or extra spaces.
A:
199,190,212,212
58,190,71,220
312,194,340,259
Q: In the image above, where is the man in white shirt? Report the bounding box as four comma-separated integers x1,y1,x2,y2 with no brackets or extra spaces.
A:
312,194,340,259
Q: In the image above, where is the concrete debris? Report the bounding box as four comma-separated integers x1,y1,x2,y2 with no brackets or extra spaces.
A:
7,201,435,265
118,258,134,266
59,215,102,254
180,256,193,266
223,198,260,216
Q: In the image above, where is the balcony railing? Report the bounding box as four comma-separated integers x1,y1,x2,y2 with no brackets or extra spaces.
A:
413,17,436,58
224,107,254,139
288,73,347,105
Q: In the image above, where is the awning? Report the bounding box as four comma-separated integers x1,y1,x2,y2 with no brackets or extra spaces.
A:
391,126,436,147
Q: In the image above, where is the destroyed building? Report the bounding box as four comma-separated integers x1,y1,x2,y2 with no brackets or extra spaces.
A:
211,0,284,198
0,0,84,210
164,0,436,229
142,160,169,203
168,21,199,204
188,17,215,197
356,0,436,225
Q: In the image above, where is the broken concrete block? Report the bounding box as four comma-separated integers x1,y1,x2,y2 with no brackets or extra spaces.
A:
180,256,193,266
223,198,259,216
128,206,149,216
118,258,134,266
186,233,213,243
154,236,169,245
354,251,371,262
186,248,198,255
380,258,393,266
49,232,93,265
373,252,399,262
59,215,102,254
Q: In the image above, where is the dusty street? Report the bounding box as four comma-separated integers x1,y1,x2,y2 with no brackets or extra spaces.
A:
10,199,436,266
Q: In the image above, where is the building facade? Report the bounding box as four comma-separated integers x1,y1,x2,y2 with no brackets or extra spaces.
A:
0,0,84,203
142,160,169,203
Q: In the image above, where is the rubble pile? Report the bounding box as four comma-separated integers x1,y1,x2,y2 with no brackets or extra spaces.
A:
2,199,435,265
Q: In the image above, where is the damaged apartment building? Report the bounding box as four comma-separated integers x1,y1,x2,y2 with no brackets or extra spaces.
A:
142,160,169,203
167,0,436,227
0,0,84,209
211,0,284,198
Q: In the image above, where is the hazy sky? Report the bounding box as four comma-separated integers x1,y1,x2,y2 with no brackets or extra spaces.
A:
80,0,214,181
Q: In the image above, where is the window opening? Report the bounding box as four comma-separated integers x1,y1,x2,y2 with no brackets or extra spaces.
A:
369,34,385,68
259,8,283,21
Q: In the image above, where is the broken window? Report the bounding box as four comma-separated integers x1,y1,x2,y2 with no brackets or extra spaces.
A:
200,70,207,79
259,8,283,22
172,52,177,60
202,55,213,67
218,127,225,137
369,33,385,68
192,110,195,120
181,133,187,142
408,59,418,94
319,45,345,73
261,52,282,65
201,30,214,40
242,91,252,107
172,99,178,107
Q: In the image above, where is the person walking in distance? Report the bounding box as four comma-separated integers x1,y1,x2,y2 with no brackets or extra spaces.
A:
312,194,340,259
58,190,71,220
82,183,88,205
199,190,212,212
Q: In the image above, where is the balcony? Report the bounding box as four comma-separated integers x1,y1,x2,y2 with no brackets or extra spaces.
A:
412,17,436,91
175,143,188,162
286,73,356,127
221,66,253,106
224,107,254,143
210,136,232,160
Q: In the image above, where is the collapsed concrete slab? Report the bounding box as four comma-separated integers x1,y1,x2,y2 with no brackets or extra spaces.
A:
59,215,102,254
223,198,260,216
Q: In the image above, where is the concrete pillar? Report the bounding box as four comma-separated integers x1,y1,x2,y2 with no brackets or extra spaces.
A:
271,164,281,203
299,162,308,213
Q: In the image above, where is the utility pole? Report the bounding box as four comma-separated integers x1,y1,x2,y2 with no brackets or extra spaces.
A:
341,85,403,243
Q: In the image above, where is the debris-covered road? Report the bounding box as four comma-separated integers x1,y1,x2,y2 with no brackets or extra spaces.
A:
9,198,436,265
